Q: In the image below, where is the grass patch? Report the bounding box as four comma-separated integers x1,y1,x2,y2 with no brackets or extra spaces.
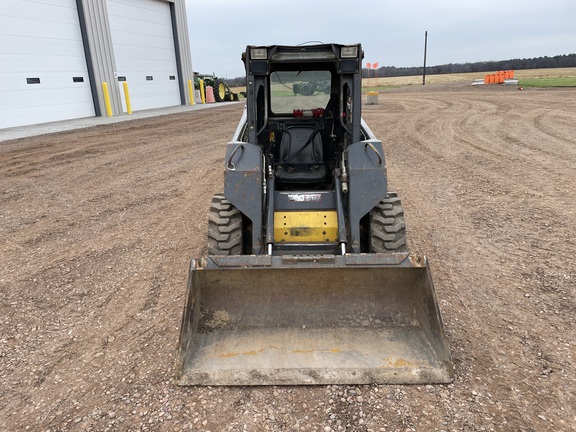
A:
519,77,576,87
271,90,295,97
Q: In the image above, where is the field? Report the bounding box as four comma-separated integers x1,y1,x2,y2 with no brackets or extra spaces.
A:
363,67,576,88
1,84,575,431
231,68,576,96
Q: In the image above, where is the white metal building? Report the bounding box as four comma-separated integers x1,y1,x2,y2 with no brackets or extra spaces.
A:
0,0,194,129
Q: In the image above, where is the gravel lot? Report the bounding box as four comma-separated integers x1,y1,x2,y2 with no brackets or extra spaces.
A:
1,84,575,431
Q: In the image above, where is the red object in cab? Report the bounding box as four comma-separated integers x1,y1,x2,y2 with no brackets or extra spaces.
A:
293,108,324,118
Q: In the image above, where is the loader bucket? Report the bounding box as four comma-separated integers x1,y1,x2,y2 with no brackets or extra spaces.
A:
176,253,452,386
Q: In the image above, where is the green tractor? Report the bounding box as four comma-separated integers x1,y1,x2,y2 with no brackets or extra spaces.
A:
293,79,331,96
194,72,239,102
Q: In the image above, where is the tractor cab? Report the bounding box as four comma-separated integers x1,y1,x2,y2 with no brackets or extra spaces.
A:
240,44,366,192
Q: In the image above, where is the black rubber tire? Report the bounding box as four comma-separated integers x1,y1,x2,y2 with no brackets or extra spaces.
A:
298,82,314,96
213,79,227,102
369,192,407,253
207,193,243,255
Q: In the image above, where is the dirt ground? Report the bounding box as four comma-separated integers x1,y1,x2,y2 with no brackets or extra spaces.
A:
1,84,575,432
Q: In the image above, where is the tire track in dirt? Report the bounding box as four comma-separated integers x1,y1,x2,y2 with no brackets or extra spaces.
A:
0,104,244,430
366,86,576,430
2,90,575,431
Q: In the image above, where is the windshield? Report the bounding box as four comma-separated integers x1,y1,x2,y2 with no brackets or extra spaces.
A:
270,70,332,114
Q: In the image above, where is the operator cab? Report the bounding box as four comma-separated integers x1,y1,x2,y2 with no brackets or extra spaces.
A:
263,68,337,188
242,44,364,191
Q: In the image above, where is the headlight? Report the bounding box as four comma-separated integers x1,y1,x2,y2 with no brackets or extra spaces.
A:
250,48,268,60
340,46,358,59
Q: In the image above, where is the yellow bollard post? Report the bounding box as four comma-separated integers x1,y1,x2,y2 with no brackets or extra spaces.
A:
188,79,195,105
199,79,206,104
122,81,132,114
102,82,113,117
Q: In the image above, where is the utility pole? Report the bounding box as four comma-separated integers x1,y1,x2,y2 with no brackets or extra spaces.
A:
423,31,428,85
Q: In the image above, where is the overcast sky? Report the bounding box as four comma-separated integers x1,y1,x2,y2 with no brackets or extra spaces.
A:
184,0,576,79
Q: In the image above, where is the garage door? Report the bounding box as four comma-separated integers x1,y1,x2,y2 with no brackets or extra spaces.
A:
0,0,95,129
107,0,180,112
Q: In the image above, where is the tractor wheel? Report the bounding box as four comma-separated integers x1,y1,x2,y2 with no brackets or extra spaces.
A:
369,192,407,253
207,193,243,255
213,79,227,102
299,82,314,96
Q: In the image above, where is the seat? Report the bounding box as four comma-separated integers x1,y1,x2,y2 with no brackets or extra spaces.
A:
275,127,327,183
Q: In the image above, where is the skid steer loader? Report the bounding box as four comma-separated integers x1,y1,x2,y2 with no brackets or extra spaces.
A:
176,44,453,385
